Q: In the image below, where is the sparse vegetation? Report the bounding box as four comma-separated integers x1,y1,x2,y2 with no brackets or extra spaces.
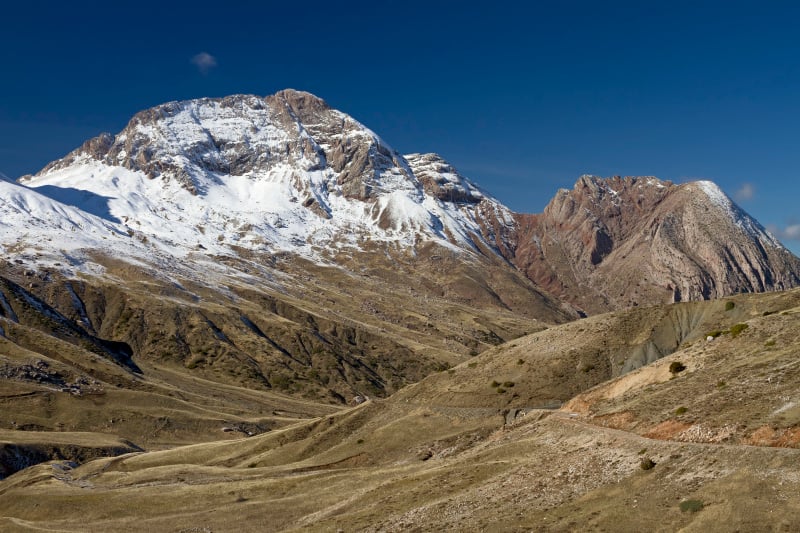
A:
705,330,724,339
517,358,525,365
725,301,735,311
675,406,688,415
730,323,749,338
502,381,515,388
490,380,500,388
669,361,686,375
640,457,656,470
765,340,776,347
679,499,704,513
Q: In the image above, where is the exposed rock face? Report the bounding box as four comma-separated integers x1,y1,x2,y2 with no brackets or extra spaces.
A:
39,90,416,202
511,176,800,313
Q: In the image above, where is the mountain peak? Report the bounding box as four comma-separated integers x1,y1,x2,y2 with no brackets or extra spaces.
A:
512,174,800,313
15,90,516,266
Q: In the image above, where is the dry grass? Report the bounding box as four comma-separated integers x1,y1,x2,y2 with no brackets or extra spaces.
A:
3,273,800,531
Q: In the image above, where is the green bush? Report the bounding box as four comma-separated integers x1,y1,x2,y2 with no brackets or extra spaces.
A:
679,499,704,513
730,323,749,338
490,380,500,388
705,330,724,339
725,301,735,311
675,406,688,415
502,381,515,388
765,340,776,347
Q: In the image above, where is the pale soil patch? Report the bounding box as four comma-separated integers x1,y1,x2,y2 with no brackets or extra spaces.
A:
643,419,693,440
745,425,800,448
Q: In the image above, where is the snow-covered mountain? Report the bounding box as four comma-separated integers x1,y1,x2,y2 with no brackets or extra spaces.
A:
13,90,511,271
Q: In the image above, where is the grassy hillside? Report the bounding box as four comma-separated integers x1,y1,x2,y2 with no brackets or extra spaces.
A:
2,289,799,531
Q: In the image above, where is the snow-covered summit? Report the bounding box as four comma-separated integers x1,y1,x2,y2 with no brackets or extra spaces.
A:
15,90,513,268
694,180,783,248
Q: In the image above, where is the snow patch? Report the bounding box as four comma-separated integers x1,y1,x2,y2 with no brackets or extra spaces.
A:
695,180,784,249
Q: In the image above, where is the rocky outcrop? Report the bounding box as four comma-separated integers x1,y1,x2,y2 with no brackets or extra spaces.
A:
510,176,800,313
0,438,141,479
37,90,416,202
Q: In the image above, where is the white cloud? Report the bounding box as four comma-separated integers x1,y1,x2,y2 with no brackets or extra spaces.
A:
734,183,755,202
782,224,800,240
191,52,217,74
768,223,800,241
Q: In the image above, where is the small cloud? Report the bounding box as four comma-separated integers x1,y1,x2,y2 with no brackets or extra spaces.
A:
734,183,755,202
781,224,800,240
191,52,217,74
767,223,800,241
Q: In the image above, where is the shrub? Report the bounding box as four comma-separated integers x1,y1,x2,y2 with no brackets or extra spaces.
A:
496,387,506,394
705,330,724,339
490,380,500,388
679,499,704,513
725,301,735,311
730,323,749,338
640,457,656,470
765,340,776,347
502,381,515,388
468,362,478,368
669,361,686,374
675,406,688,415
517,358,525,365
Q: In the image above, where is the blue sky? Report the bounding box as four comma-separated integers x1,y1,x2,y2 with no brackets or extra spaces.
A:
1,1,799,253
